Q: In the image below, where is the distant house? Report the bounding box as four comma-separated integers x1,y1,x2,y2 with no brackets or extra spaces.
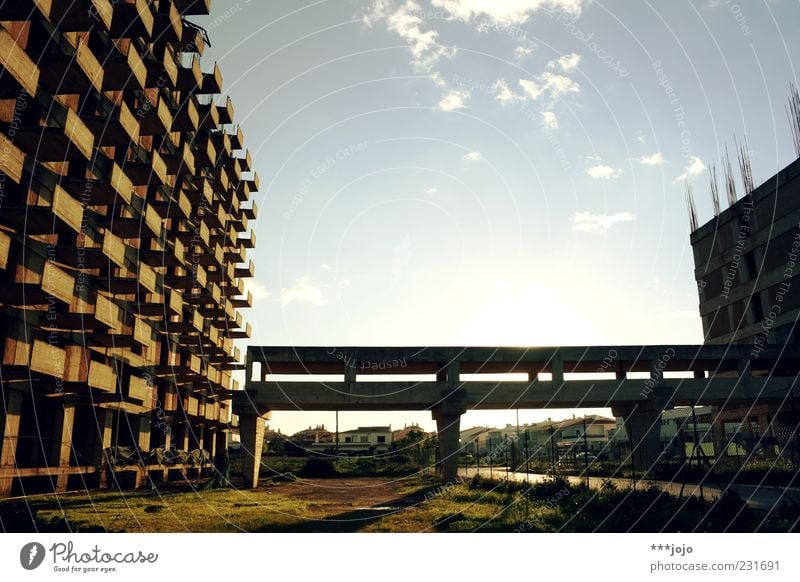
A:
307,425,393,456
392,423,428,442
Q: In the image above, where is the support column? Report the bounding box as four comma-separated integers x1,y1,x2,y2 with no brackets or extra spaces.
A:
710,407,728,465
612,405,663,475
94,408,114,489
175,422,190,452
54,402,76,493
195,425,205,452
136,416,152,453
433,411,462,483
239,411,270,488
0,390,24,497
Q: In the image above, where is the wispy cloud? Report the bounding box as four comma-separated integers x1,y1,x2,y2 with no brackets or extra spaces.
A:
639,152,665,166
572,211,634,233
366,0,454,73
463,151,482,161
320,263,332,271
548,52,581,72
245,280,270,301
439,89,469,111
514,45,534,61
519,71,580,101
280,277,327,307
425,186,439,194
585,164,622,180
674,156,706,182
541,111,558,129
492,79,523,104
430,0,585,25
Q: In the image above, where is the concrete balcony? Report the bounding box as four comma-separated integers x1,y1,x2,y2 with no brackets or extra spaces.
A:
172,0,212,16
199,63,222,94
100,41,147,90
0,0,113,32
171,95,200,132
109,0,154,39
84,100,140,146
216,95,234,124
152,2,183,44
0,27,40,97
138,95,174,135
176,55,202,91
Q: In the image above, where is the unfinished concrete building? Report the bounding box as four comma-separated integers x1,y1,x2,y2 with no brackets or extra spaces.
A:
0,0,257,497
690,150,800,465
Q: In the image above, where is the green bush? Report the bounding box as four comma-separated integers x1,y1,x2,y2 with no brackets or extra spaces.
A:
298,459,338,478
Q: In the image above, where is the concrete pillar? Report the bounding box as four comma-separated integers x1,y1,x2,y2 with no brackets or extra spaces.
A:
214,429,228,463
239,412,270,488
175,422,190,452
195,425,205,452
710,408,728,464
613,405,663,475
0,390,24,497
54,403,76,492
433,411,462,483
93,408,114,465
136,416,152,454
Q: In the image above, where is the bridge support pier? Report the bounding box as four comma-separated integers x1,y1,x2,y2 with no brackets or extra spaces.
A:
613,405,664,476
238,409,271,488
432,406,464,484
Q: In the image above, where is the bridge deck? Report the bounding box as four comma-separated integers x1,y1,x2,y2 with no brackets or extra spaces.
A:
238,345,800,411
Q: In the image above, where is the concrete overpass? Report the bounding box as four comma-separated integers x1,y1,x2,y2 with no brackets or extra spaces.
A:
233,345,800,486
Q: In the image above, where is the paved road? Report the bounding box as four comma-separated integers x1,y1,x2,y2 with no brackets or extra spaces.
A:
458,467,800,511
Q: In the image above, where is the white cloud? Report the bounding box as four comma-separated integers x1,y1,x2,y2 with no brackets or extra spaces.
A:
572,211,634,233
280,277,327,307
674,156,706,182
430,0,584,25
514,45,534,61
244,280,270,301
463,151,482,161
366,0,454,72
439,89,469,111
425,186,439,194
585,164,622,180
492,79,523,104
548,52,581,72
639,152,665,166
541,111,558,129
519,71,580,102
320,263,332,271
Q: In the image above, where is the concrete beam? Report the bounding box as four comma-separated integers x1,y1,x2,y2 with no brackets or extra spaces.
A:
242,376,795,411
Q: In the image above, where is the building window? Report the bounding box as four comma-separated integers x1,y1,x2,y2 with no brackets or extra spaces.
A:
345,437,352,443
377,436,386,443
360,436,368,443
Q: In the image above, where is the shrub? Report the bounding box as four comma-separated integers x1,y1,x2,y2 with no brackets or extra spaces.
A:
298,459,338,478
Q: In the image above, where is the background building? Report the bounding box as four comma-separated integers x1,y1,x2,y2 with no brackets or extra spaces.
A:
685,147,800,467
0,1,257,496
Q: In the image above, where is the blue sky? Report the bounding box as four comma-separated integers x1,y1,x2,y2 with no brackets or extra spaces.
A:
196,0,800,435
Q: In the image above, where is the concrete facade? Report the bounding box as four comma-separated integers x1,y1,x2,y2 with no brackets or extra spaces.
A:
0,1,257,497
